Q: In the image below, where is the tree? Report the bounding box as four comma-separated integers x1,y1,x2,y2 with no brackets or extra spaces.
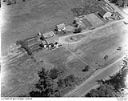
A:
73,27,82,33
85,67,127,97
85,84,118,97
49,68,59,79
29,91,42,97
82,65,90,72
104,55,108,61
57,79,65,88
64,75,75,87
29,68,55,97
109,0,128,7
57,74,76,89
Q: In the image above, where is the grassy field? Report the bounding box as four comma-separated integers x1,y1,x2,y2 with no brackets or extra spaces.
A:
2,0,106,56
65,21,126,70
2,0,128,97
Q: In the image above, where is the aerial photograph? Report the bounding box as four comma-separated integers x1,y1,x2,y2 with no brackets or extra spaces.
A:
1,0,128,98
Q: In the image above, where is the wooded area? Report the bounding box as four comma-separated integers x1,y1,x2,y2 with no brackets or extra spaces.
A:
85,60,128,97
109,0,128,7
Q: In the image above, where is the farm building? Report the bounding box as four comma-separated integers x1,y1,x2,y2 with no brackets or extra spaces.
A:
56,23,66,31
43,31,55,38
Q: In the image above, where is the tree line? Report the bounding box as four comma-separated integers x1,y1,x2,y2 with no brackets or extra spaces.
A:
85,59,128,97
109,0,128,7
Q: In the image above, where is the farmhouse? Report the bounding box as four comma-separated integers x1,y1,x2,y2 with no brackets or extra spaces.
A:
56,23,66,31
43,31,55,38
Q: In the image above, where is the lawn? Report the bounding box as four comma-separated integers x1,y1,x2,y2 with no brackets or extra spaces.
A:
66,22,125,70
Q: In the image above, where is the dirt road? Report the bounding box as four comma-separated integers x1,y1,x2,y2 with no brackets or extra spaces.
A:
65,56,124,97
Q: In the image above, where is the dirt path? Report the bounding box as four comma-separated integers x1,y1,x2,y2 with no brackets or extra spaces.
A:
58,20,123,45
65,56,124,97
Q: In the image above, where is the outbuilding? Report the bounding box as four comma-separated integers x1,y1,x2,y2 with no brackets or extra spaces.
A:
103,12,113,19
56,23,66,31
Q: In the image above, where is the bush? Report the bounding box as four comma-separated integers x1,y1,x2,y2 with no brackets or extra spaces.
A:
49,68,59,79
82,65,90,72
73,27,82,33
57,74,76,88
85,84,118,97
85,68,127,97
29,68,55,97
109,0,128,7
64,75,75,87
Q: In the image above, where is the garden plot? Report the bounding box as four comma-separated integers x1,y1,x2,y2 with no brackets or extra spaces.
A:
86,13,104,28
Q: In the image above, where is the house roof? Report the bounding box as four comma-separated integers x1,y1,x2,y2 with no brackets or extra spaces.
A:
43,31,55,38
57,23,66,31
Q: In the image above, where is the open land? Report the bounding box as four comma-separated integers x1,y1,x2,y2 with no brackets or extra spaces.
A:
1,0,128,97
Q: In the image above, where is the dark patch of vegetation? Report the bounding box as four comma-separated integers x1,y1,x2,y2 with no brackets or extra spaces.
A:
104,55,108,61
57,74,76,89
49,68,59,80
117,46,122,51
16,40,32,56
82,65,90,72
109,0,128,7
72,20,79,27
73,27,82,33
86,84,119,97
85,63,128,97
3,0,26,5
27,67,77,97
71,0,105,17
28,68,59,97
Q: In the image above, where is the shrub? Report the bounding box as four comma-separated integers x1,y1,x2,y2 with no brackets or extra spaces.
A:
49,68,59,79
82,65,90,72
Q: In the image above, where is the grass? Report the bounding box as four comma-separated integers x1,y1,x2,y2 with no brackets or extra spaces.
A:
71,0,106,16
2,0,106,55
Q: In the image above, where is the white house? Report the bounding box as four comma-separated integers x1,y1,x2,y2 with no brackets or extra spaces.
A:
56,23,66,31
103,12,113,19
